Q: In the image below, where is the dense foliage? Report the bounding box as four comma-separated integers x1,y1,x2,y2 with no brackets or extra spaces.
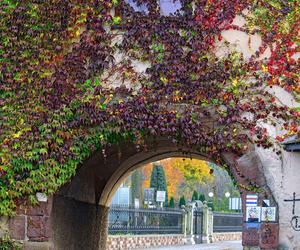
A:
0,0,299,214
142,158,212,200
0,234,21,250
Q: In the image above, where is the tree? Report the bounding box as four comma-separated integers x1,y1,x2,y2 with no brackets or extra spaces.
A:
174,158,214,198
169,197,175,208
208,201,214,211
179,196,186,207
150,163,168,206
192,190,199,201
130,169,143,206
199,193,206,202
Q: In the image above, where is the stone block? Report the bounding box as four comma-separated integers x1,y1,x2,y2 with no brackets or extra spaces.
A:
22,241,53,250
17,197,53,216
26,202,52,216
27,216,51,241
9,215,26,240
242,226,259,246
260,223,279,249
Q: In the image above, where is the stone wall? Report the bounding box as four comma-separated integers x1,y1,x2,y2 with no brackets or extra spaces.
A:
107,234,185,250
212,232,242,242
1,198,54,250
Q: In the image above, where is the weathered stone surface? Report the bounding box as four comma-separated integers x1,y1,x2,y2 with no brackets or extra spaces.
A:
27,216,51,241
260,223,279,249
242,227,259,246
107,235,186,250
26,201,52,216
9,215,26,240
52,195,109,250
23,241,53,250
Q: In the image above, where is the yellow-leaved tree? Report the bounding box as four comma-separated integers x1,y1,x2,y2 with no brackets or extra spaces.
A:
141,158,214,201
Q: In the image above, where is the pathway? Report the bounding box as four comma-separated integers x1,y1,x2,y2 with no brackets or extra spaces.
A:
138,241,243,250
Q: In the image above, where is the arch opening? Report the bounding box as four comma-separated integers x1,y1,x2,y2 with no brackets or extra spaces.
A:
51,138,279,250
107,156,243,247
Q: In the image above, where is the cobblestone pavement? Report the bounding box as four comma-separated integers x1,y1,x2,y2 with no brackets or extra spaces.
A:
138,241,243,250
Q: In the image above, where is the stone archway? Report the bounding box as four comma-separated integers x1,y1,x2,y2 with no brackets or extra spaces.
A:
49,137,279,250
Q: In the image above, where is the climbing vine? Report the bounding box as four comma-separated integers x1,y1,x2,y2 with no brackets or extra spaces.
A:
0,0,299,214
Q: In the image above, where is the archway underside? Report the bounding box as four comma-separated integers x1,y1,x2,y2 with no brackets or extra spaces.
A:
50,137,279,250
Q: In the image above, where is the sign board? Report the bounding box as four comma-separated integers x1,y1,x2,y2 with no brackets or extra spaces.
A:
262,199,270,207
246,194,258,207
36,192,47,202
111,187,130,206
229,197,242,210
134,198,140,209
246,206,261,222
156,190,166,202
261,207,276,221
144,188,155,202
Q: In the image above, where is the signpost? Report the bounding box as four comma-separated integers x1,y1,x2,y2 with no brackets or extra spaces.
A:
144,188,155,207
246,194,258,207
229,197,242,211
156,190,166,207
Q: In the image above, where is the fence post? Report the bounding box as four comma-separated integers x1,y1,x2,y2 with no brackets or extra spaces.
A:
202,201,213,243
181,208,187,236
208,207,213,243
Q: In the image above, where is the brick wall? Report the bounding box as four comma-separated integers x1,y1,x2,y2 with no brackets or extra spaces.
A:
107,234,185,250
212,232,242,242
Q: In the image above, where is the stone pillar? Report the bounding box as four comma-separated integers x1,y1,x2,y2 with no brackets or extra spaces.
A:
202,201,209,243
51,195,109,250
207,207,213,243
184,203,195,245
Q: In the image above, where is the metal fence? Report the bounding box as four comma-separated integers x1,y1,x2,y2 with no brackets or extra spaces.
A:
213,212,243,232
108,206,183,235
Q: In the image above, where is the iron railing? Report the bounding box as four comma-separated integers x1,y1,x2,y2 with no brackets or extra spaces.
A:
108,205,183,235
213,212,243,232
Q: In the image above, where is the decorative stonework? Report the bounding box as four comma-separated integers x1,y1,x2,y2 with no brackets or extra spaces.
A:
212,232,242,242
107,234,185,250
260,223,279,249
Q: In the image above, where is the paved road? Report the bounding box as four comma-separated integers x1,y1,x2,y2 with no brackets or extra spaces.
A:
138,241,243,250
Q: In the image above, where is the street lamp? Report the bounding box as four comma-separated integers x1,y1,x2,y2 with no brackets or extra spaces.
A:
225,192,231,198
208,192,214,210
225,192,231,211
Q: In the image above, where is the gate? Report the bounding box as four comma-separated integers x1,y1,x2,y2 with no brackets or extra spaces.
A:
193,208,203,244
